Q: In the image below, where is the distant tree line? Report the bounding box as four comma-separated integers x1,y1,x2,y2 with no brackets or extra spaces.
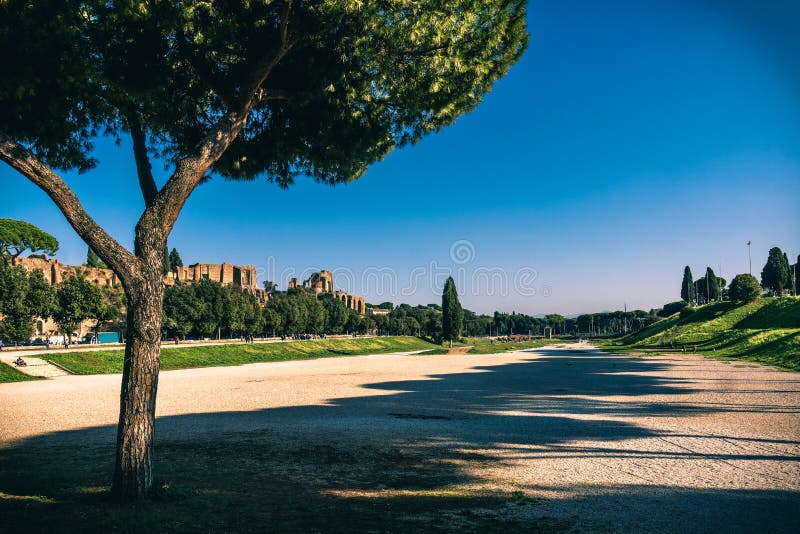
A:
162,283,375,340
12,243,796,346
575,310,658,336
367,302,658,340
18,232,797,346
0,258,123,345
3,253,664,344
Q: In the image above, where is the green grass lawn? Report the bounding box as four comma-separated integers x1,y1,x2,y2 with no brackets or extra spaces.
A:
600,297,800,371
0,362,42,383
47,336,440,375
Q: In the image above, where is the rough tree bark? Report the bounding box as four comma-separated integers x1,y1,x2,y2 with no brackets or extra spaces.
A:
111,258,163,499
0,4,296,501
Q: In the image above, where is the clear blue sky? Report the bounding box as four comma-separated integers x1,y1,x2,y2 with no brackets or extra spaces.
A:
2,0,798,315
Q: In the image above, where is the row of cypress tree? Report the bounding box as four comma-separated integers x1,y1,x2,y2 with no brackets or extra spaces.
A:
680,246,798,304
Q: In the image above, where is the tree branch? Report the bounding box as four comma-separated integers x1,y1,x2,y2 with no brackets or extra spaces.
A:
0,133,140,285
128,114,159,208
141,1,297,237
176,26,234,108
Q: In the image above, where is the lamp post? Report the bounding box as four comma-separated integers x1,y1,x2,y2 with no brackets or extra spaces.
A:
747,241,752,275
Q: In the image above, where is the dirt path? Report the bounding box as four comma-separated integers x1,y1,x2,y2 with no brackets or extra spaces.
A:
1,344,798,531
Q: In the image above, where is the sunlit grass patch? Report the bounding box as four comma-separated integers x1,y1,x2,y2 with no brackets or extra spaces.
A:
46,336,440,375
602,298,800,370
0,363,42,383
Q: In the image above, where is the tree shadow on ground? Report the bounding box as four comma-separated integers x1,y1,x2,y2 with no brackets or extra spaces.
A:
1,348,799,532
734,299,800,329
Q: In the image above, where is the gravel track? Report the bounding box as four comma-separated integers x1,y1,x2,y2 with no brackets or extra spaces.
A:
1,344,798,531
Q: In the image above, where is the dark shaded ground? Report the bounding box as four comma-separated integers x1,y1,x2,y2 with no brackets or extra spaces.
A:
1,347,799,532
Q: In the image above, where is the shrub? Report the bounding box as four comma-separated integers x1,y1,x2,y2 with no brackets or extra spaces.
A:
658,301,688,318
729,274,762,303
679,307,696,319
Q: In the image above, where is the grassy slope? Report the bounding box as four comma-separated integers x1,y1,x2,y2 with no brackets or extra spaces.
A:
47,336,439,375
0,362,42,383
603,297,800,370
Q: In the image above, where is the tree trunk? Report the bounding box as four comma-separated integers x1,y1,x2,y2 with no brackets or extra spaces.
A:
111,264,163,501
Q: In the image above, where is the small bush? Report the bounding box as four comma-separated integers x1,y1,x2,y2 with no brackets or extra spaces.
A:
658,301,688,317
679,307,696,319
729,274,762,303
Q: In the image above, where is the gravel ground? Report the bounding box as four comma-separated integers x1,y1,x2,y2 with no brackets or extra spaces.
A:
1,344,799,531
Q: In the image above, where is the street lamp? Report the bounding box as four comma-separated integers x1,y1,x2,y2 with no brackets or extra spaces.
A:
747,241,752,275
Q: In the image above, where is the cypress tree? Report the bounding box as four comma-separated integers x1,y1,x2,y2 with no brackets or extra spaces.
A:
784,252,794,296
681,266,695,304
761,247,789,296
705,267,720,302
442,276,463,348
162,246,171,276
86,247,100,268
694,279,704,305
169,248,183,276
86,246,105,269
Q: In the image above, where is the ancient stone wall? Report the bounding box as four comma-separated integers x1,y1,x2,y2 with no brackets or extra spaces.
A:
165,262,258,290
305,270,333,294
293,270,365,314
14,257,262,293
12,257,120,288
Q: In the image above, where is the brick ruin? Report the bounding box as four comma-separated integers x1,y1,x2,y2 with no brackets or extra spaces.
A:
165,262,257,290
9,257,271,339
287,270,365,314
9,256,121,339
6,258,365,341
12,256,120,288
164,262,268,303
12,257,266,296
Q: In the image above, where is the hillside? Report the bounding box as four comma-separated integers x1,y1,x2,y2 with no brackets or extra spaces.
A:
604,297,800,370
